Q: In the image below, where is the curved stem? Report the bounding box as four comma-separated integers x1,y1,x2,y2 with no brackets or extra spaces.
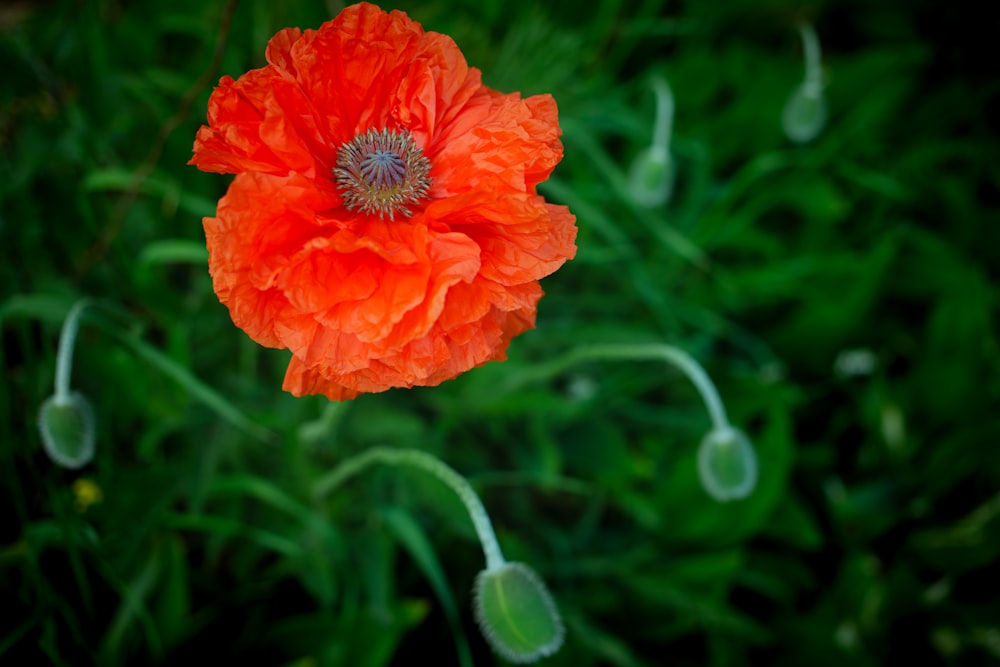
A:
507,342,731,432
313,447,506,572
54,299,91,404
799,22,823,96
651,77,674,155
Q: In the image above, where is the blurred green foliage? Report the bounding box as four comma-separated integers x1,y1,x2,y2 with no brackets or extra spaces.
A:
2,0,999,665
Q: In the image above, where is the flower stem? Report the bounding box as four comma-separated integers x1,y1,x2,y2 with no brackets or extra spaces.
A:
313,447,506,572
508,342,731,432
651,76,674,156
799,22,823,97
54,299,91,405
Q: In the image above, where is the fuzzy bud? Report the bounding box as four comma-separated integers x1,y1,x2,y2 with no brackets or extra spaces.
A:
697,426,758,502
473,562,565,663
782,81,827,143
38,392,96,469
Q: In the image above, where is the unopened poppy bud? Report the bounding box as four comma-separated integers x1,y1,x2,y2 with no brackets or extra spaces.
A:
38,392,96,469
474,562,565,664
628,76,675,207
783,22,827,143
628,145,675,208
782,81,827,143
512,342,761,503
39,299,96,468
313,449,566,662
697,426,758,502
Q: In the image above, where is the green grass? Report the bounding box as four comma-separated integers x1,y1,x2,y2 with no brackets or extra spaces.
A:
2,0,998,665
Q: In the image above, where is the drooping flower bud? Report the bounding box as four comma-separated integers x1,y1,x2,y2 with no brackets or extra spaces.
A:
39,299,97,469
312,448,567,662
628,145,675,208
782,22,827,143
782,81,827,144
697,426,758,502
628,76,675,207
473,562,565,663
38,392,96,469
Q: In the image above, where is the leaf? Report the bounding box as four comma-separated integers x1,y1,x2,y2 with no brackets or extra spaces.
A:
379,507,474,667
267,601,429,667
137,240,208,268
100,550,164,662
83,167,216,218
152,536,190,647
0,294,76,327
97,321,275,445
205,474,311,520
165,512,301,558
566,611,648,667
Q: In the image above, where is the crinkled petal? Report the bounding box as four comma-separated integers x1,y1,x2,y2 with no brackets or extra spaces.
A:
425,191,577,284
283,355,360,401
190,68,336,179
431,89,564,195
205,172,339,346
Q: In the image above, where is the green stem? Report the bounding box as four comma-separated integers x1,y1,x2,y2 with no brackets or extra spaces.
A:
651,76,674,155
313,447,506,572
54,299,91,404
507,342,731,432
799,22,823,96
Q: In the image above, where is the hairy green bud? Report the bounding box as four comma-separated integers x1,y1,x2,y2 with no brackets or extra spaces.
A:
474,562,564,663
697,426,758,502
38,392,96,469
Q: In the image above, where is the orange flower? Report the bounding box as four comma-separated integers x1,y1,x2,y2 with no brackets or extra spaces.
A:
190,2,576,400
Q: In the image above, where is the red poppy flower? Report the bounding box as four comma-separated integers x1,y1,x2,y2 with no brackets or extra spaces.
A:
190,2,576,401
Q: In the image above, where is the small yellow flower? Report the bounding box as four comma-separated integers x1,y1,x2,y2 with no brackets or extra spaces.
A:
72,478,102,512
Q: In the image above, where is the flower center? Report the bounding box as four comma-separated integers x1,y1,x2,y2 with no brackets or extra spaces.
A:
334,128,432,220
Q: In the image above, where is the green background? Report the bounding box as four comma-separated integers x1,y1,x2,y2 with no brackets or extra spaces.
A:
2,0,998,665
